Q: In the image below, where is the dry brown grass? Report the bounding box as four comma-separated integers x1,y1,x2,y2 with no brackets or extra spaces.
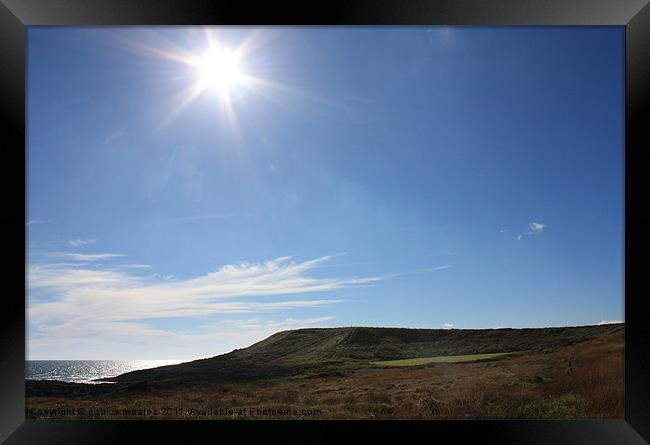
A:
26,331,623,420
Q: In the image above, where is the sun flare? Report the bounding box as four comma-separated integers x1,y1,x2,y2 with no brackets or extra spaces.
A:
196,48,242,93
118,28,293,132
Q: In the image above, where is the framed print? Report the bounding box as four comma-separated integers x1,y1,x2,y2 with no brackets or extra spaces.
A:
1,0,649,443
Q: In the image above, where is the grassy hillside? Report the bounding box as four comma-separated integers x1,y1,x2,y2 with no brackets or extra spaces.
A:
27,329,624,419
103,323,623,384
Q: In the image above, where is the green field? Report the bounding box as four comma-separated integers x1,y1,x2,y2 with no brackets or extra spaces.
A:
370,352,513,367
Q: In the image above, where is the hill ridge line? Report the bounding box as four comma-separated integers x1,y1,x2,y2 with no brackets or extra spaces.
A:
97,323,623,385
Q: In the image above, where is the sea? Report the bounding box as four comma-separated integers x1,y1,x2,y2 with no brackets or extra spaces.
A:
26,360,186,384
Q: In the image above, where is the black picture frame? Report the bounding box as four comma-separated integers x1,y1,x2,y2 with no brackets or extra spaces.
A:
2,0,649,443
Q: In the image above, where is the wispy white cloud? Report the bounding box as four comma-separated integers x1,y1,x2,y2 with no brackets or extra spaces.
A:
386,264,453,278
27,255,381,359
442,323,454,329
103,130,125,145
26,220,48,226
28,264,143,292
203,316,336,332
425,264,453,272
527,222,546,234
118,264,152,270
597,320,623,325
68,238,96,248
28,315,338,360
47,252,125,262
150,213,243,225
499,229,509,233
516,221,547,241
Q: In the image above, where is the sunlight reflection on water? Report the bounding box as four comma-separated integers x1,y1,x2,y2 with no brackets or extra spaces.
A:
26,360,186,384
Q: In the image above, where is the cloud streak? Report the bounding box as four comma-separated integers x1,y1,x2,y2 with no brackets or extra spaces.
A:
516,221,547,241
385,264,453,278
27,255,381,358
47,252,126,262
424,264,453,272
527,222,546,234
103,130,125,145
28,315,338,360
149,213,244,225
68,238,96,248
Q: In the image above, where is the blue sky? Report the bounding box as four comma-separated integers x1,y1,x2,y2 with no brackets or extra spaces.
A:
27,27,624,360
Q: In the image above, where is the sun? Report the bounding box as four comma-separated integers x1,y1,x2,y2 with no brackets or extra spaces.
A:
196,47,243,94
119,29,286,128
